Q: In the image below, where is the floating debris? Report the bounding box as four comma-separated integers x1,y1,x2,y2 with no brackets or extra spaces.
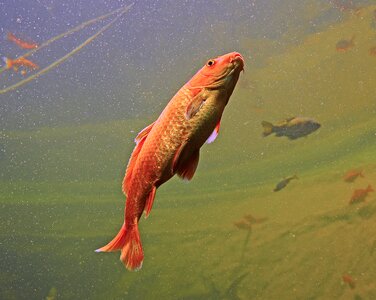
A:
0,4,133,94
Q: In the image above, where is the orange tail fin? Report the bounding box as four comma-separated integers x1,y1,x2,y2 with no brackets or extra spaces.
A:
367,185,374,193
96,222,144,271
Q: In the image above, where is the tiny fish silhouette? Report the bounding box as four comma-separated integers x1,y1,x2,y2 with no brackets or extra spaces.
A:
243,214,268,225
273,175,298,192
343,169,364,182
96,52,244,270
336,35,355,52
234,220,252,230
349,185,374,205
262,117,320,140
342,274,356,289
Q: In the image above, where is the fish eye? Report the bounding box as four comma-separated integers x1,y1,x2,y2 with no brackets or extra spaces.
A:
206,60,215,67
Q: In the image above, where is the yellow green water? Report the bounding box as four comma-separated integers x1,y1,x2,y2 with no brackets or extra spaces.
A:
1,4,376,300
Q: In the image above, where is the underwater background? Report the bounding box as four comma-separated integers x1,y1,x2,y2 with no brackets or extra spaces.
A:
1,0,376,299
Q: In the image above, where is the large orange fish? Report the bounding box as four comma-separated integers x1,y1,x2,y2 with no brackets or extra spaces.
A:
96,52,244,270
7,32,38,49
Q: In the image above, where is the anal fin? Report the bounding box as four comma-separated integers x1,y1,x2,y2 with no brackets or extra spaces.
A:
144,186,157,218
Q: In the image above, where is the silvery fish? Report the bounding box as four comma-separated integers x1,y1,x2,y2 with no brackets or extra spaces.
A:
262,117,320,140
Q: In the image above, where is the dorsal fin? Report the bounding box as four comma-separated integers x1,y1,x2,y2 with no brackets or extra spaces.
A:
123,122,156,195
122,135,147,196
134,121,155,144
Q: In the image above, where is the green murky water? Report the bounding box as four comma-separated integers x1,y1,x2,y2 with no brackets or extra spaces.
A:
1,2,376,299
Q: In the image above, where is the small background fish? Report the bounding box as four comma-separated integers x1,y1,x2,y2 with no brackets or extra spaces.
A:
273,175,298,192
262,117,321,140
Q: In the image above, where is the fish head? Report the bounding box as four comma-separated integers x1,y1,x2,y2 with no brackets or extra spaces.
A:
307,119,321,132
188,52,244,94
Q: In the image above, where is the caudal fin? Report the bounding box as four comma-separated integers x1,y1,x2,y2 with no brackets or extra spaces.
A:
261,121,274,137
2,57,12,69
367,185,374,193
96,222,144,271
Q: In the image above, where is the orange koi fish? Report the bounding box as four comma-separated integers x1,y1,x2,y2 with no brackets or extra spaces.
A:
3,57,39,72
7,32,38,49
349,185,373,205
96,52,244,270
343,169,364,182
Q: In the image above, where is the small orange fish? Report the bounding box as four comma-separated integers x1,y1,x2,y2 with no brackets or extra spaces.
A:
3,57,39,72
349,185,373,205
96,52,244,270
336,36,355,52
343,169,364,182
7,32,38,49
342,273,356,289
243,214,268,225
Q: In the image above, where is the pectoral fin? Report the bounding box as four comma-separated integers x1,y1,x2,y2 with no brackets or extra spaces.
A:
176,149,200,180
206,120,221,144
185,92,206,120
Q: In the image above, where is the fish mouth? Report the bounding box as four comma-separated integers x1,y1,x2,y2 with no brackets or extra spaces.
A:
230,52,245,71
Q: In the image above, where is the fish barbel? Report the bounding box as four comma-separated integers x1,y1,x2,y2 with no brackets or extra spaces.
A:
96,52,244,270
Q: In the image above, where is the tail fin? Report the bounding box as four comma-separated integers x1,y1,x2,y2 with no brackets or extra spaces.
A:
96,222,144,271
367,185,374,193
292,174,299,180
2,57,12,69
261,121,274,137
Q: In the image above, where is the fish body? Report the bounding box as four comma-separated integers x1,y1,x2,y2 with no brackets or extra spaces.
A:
273,175,298,192
262,117,320,140
349,185,373,205
7,32,38,49
342,274,356,289
343,169,364,182
96,52,244,270
336,36,355,52
3,56,39,72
